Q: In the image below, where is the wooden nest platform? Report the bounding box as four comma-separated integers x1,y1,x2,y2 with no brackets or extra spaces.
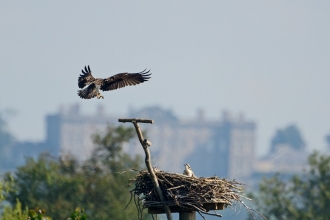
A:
127,169,246,218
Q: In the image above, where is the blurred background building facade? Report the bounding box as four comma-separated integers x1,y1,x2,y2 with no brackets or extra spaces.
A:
45,104,256,182
1,104,315,186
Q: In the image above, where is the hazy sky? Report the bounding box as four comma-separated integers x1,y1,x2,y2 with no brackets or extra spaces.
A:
1,1,330,156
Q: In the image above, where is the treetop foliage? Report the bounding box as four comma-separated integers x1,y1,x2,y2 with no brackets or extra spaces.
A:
248,151,330,220
0,125,150,220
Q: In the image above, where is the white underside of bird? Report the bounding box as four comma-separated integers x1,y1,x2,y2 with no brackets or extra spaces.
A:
183,163,197,178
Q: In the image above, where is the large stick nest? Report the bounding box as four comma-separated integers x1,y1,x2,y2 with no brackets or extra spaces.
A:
127,169,250,218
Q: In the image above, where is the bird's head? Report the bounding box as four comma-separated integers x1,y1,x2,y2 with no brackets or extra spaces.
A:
184,163,191,170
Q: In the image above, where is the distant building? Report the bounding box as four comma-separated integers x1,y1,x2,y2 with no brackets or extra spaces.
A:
127,106,214,174
252,128,309,188
46,104,117,160
3,104,312,184
128,107,256,182
188,111,256,182
45,105,257,182
254,144,309,174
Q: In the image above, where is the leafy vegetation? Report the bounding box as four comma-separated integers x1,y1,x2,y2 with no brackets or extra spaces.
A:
0,125,151,220
68,207,87,220
1,199,29,220
248,151,330,220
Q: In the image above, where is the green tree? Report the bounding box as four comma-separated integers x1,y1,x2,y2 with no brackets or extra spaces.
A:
270,125,305,152
3,125,151,220
0,176,30,220
3,154,85,219
248,151,330,220
1,199,29,220
91,125,138,172
68,207,87,220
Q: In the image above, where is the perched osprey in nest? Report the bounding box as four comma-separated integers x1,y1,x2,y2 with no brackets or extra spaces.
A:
77,65,151,99
183,163,197,178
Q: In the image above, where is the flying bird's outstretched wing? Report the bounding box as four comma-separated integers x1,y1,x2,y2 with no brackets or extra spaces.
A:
78,65,95,88
100,69,151,91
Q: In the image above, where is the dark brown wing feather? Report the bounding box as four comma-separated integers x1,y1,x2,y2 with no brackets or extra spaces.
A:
100,69,151,91
78,65,95,88
77,83,98,99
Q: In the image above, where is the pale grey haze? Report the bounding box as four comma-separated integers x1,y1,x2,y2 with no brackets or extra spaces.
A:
1,1,330,156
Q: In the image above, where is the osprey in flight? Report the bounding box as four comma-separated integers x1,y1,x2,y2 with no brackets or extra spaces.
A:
77,65,151,99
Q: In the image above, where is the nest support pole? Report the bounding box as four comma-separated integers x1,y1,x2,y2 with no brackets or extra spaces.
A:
180,212,196,220
118,118,173,220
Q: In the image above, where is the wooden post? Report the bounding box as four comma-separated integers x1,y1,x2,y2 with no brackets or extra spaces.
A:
179,212,196,220
118,118,173,220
